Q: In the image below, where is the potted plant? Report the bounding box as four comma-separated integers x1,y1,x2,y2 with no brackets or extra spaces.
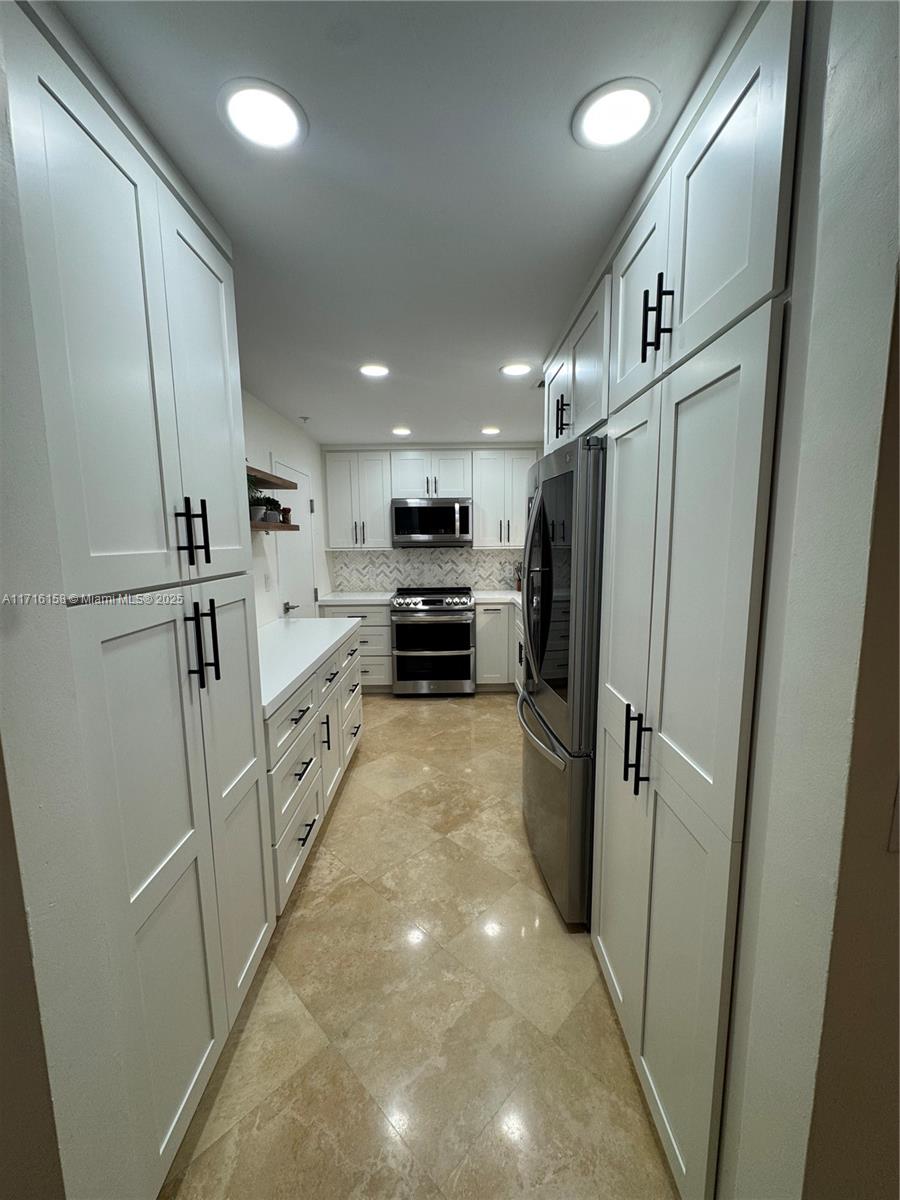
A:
248,480,265,523
262,495,282,523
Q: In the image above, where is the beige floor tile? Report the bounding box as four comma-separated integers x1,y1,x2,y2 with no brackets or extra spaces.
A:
390,772,502,834
445,883,597,1036
442,1040,677,1200
359,750,452,801
271,874,439,1037
161,1046,443,1200
447,797,548,896
272,843,358,935
466,746,524,802
554,978,646,1111
336,950,549,1184
372,838,517,943
168,961,328,1175
323,786,441,881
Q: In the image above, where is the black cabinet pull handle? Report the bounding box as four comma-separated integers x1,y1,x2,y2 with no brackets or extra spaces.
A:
176,496,197,566
426,476,430,495
202,599,221,681
351,724,361,738
640,289,651,364
558,395,570,434
290,705,311,725
499,519,503,542
624,702,635,782
624,703,652,795
347,647,358,657
185,600,206,689
361,521,366,545
652,271,674,350
434,476,438,495
321,713,331,750
197,498,211,564
349,682,360,695
293,758,314,783
518,643,523,666
507,519,511,542
297,816,318,847
326,670,339,684
353,520,358,545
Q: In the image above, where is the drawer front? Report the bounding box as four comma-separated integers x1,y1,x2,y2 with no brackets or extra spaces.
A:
341,635,362,671
342,698,363,768
273,770,323,915
358,656,392,687
357,626,391,656
320,605,390,625
317,652,343,702
267,723,319,843
265,677,317,769
342,663,362,714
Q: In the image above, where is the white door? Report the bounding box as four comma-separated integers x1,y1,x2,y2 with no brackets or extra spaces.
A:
273,461,316,618
158,188,250,579
320,690,343,809
67,589,228,1193
325,451,359,549
5,24,184,595
391,450,432,497
665,1,799,369
357,451,392,547
571,276,612,437
591,387,661,1044
609,175,671,414
433,449,472,497
645,304,780,840
472,449,506,547
193,573,274,1025
543,352,570,452
475,604,510,684
504,449,537,547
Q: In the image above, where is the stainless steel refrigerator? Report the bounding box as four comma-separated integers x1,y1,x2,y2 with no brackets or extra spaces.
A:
517,433,605,923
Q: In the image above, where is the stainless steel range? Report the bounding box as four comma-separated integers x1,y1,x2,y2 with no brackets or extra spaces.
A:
390,587,475,695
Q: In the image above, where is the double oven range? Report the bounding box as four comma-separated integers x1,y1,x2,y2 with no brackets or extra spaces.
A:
391,587,475,695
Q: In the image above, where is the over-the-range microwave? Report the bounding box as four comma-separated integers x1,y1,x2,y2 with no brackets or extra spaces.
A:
390,497,473,547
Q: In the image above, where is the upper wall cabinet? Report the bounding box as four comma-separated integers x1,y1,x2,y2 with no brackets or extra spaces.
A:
6,26,250,595
472,448,537,547
546,277,612,451
391,450,472,497
325,451,391,548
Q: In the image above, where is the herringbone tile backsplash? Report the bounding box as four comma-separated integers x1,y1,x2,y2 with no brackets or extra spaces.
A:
328,549,521,591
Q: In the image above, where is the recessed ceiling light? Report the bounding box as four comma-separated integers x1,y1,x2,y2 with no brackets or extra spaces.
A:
572,78,660,149
500,363,532,378
392,426,411,437
360,363,389,378
482,426,501,436
218,79,307,149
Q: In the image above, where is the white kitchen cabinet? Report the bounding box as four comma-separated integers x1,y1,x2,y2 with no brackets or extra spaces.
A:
325,451,391,548
609,175,671,414
193,572,274,1024
475,603,510,684
320,689,344,809
390,449,472,497
543,351,570,453
664,0,799,369
158,189,250,580
390,449,432,496
472,449,537,548
509,609,525,691
432,449,472,496
570,276,612,437
342,698,364,767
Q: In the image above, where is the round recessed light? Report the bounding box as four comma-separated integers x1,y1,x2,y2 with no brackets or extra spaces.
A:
218,79,307,149
572,78,660,149
481,426,501,436
360,363,389,378
392,426,411,437
500,363,532,378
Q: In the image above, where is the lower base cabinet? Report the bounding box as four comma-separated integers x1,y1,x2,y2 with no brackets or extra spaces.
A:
320,689,344,809
475,603,511,684
342,697,363,766
273,771,324,913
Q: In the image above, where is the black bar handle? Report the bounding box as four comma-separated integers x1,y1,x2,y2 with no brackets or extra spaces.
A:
293,758,313,783
640,290,651,364
326,670,339,684
297,817,317,847
290,705,311,725
624,702,634,782
176,496,197,566
507,519,511,542
652,272,674,349
499,519,503,542
558,394,570,433
197,498,211,563
351,724,361,738
347,647,358,657
349,682,360,695
321,713,331,750
632,710,653,798
185,600,206,689
353,520,358,545
202,599,221,681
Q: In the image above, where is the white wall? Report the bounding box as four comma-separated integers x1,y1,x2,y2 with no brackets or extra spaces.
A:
717,3,899,1196
241,391,331,626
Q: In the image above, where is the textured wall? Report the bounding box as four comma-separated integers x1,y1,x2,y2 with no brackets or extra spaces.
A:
328,548,521,591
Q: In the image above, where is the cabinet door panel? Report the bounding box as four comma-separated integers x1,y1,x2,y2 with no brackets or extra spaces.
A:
320,691,344,809
357,451,391,547
475,605,510,684
571,276,612,436
666,1,799,366
195,574,274,1025
543,353,570,453
647,305,780,839
433,450,472,497
391,450,431,497
504,450,538,548
5,30,184,593
326,452,360,548
159,190,250,579
67,590,227,1192
609,176,671,413
472,449,506,547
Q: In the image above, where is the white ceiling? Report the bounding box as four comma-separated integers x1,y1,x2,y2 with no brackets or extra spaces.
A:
63,1,736,444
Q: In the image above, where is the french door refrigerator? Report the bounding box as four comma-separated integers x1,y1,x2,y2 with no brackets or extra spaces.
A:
517,434,605,923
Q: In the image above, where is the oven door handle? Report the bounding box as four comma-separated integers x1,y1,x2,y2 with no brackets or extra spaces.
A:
391,612,474,623
393,648,474,657
516,690,567,773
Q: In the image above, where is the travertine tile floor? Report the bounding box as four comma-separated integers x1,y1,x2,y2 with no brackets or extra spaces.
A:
161,693,675,1200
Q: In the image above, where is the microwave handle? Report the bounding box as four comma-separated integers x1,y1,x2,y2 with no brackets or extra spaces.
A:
454,501,460,539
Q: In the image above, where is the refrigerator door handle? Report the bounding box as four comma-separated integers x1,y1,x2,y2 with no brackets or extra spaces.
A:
521,494,543,680
517,691,567,773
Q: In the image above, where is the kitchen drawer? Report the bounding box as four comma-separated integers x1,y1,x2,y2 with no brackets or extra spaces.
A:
340,634,362,671
267,722,318,843
358,656,392,687
273,770,323,915
320,605,390,626
342,698,363,768
317,652,343,702
342,662,362,715
357,626,391,656
265,676,317,769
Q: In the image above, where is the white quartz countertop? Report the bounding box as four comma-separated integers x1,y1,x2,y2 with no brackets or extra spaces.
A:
319,590,521,607
257,617,361,718
474,590,522,607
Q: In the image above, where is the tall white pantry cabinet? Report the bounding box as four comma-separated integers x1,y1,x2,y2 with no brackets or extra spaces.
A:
2,8,273,1199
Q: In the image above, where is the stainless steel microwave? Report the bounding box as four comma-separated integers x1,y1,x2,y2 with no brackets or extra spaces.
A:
390,497,473,547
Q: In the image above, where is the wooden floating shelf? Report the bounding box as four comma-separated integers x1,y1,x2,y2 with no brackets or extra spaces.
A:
245,464,298,490
250,521,300,533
